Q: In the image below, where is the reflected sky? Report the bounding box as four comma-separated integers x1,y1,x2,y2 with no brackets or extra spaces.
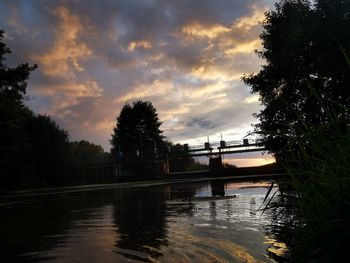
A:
0,179,285,262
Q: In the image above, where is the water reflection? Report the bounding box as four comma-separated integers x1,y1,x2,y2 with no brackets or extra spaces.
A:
211,180,226,196
0,179,289,262
113,188,168,261
0,192,117,262
263,179,296,261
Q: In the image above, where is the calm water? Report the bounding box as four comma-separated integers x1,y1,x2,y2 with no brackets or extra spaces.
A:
0,179,286,262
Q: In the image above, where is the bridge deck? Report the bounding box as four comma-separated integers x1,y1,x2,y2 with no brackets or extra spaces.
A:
187,147,266,157
181,139,266,157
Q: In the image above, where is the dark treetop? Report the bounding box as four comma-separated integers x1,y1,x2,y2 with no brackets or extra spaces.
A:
243,0,350,159
110,100,166,157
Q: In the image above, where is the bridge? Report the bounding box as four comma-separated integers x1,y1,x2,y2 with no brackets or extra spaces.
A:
115,137,266,160
167,138,266,176
111,137,267,177
181,138,265,157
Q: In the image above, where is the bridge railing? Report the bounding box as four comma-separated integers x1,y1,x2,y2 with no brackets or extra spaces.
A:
185,139,263,152
188,144,207,150
114,138,265,161
224,140,241,146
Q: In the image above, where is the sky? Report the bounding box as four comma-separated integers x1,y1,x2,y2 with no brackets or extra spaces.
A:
0,0,276,166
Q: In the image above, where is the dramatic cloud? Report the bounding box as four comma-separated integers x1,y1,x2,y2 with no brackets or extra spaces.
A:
31,6,92,77
0,0,276,165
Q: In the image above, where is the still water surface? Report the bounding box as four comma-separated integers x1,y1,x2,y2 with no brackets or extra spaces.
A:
0,179,285,262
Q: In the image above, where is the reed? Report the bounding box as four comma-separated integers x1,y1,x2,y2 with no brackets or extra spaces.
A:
263,85,350,261
284,121,350,262
254,52,350,260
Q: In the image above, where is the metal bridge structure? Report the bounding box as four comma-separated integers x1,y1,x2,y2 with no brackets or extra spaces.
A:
116,138,266,161
113,137,267,176
165,138,266,176
180,138,266,158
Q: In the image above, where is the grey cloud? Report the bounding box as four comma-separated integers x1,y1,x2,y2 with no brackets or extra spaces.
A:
187,117,217,129
0,0,271,149
66,0,258,70
164,42,206,70
167,90,261,142
1,0,263,74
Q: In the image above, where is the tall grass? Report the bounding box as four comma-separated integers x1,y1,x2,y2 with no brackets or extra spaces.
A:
263,86,350,262
284,120,350,262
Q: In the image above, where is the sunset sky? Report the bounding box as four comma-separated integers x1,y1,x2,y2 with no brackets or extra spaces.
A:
0,0,276,166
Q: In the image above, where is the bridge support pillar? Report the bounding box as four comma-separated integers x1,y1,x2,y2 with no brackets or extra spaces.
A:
209,156,222,177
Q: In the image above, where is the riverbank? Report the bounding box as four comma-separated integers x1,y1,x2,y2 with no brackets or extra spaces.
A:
0,172,285,202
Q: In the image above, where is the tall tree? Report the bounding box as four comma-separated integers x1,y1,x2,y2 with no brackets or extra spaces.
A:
111,100,165,158
243,0,350,159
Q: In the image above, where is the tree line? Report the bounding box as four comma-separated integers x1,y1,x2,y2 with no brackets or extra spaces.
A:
0,30,109,189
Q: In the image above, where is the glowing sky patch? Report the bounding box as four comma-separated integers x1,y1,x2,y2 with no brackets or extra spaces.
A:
0,0,277,165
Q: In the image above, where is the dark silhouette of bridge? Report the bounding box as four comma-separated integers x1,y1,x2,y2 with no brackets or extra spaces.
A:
167,138,266,176
111,137,267,177
115,137,265,161
181,138,265,157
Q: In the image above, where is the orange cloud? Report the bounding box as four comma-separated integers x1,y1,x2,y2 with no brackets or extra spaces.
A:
159,105,191,122
175,3,267,81
181,23,231,39
82,119,115,132
4,1,271,150
127,40,152,52
190,64,244,80
35,81,103,98
115,79,174,102
32,6,91,77
224,39,261,55
186,81,229,99
234,4,267,32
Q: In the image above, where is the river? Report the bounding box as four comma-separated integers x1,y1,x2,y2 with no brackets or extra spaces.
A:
0,178,287,262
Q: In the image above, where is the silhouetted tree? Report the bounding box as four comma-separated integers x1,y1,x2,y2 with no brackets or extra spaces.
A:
67,140,108,184
69,140,105,161
111,100,165,159
243,0,350,159
25,114,70,186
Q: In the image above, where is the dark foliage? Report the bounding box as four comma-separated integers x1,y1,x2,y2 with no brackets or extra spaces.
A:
111,100,165,159
66,140,108,185
245,1,350,262
0,30,108,189
243,0,350,159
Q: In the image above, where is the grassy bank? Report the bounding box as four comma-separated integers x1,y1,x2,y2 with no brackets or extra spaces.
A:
267,122,350,262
